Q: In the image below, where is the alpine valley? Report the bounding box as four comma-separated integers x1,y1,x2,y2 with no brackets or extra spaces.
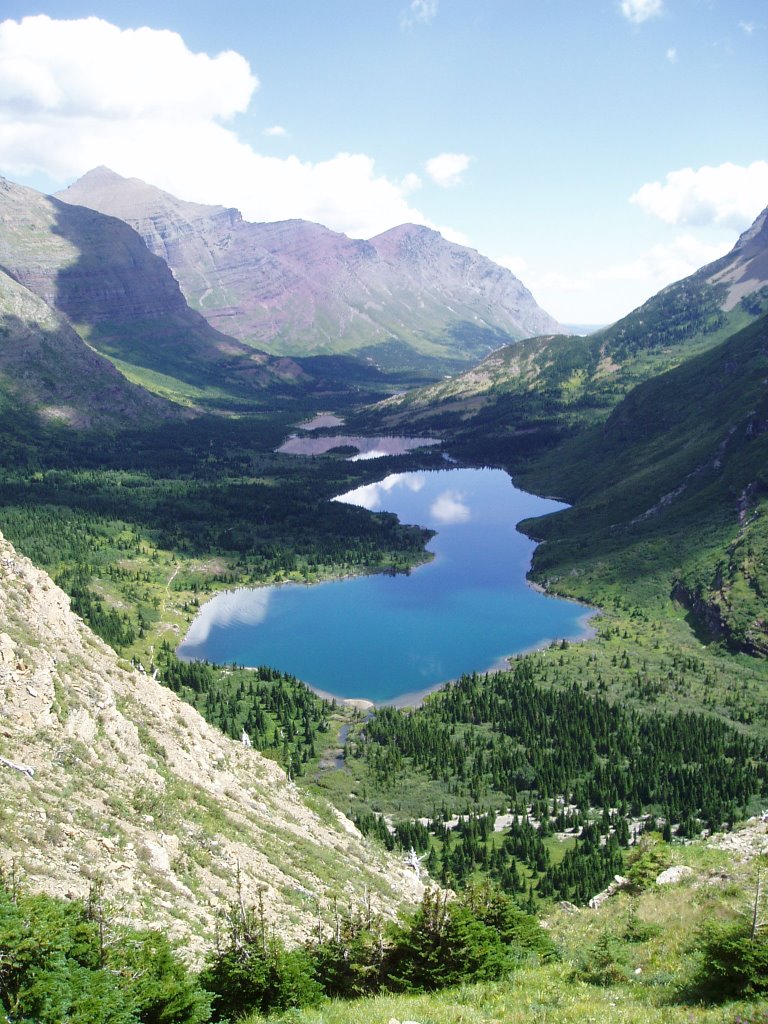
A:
1,169,768,1023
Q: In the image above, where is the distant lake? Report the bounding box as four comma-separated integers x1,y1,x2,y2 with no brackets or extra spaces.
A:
277,433,440,460
177,468,595,703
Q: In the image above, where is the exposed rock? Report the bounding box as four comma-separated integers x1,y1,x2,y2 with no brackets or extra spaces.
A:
57,167,563,365
588,875,629,909
710,817,768,861
706,204,768,311
0,530,423,961
656,865,694,885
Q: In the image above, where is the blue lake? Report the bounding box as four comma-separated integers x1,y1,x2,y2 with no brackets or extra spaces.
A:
177,468,595,703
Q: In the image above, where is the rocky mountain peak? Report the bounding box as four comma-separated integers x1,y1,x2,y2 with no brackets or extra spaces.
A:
57,168,563,367
705,203,768,311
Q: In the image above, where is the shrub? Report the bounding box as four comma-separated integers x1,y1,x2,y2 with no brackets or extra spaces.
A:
200,939,321,1019
693,918,768,1000
625,833,671,892
0,881,209,1024
383,884,553,993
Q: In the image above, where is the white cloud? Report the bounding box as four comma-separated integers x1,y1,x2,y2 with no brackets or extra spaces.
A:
0,15,442,240
594,233,730,286
400,171,423,193
630,161,768,230
620,0,663,25
425,152,472,188
263,124,287,137
665,46,677,63
401,1,439,29
437,223,471,246
739,20,755,34
0,15,255,120
430,490,471,524
502,233,732,326
497,254,530,278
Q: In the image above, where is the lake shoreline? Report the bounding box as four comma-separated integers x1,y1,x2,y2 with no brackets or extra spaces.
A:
177,444,600,708
300,591,600,710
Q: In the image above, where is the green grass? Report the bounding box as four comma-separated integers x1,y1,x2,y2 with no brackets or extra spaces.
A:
239,834,768,1023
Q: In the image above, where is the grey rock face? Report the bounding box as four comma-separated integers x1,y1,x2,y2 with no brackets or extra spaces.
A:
58,167,563,364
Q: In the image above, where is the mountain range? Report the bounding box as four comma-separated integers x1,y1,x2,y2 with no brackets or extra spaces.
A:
0,175,318,422
372,204,768,454
56,166,562,373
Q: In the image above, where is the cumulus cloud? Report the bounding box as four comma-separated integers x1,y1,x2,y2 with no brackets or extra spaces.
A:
425,152,472,188
665,47,677,63
263,124,287,137
534,235,727,293
500,233,732,325
0,15,438,240
620,0,663,25
739,20,755,34
594,233,730,286
400,171,423,193
0,15,255,120
630,161,768,230
401,0,439,29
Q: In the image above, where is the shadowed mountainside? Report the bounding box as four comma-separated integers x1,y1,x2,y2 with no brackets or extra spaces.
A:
0,176,312,414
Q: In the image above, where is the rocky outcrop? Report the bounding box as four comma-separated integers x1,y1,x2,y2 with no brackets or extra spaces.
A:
707,204,768,311
0,532,423,959
57,167,563,365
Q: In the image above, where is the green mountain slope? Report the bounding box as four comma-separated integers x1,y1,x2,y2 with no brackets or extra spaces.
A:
520,312,768,656
369,205,768,457
0,266,176,430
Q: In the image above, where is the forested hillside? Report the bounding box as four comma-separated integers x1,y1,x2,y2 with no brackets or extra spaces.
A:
367,205,768,463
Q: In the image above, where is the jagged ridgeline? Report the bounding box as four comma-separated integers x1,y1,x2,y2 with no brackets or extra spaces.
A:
56,166,563,376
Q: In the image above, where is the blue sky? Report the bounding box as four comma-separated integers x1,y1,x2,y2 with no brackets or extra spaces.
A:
1,1,766,324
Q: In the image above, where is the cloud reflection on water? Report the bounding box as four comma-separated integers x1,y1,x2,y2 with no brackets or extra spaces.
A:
181,587,273,647
430,489,471,524
335,472,425,511
278,434,438,459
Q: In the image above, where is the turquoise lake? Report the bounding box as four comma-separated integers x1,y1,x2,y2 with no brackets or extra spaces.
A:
177,467,595,703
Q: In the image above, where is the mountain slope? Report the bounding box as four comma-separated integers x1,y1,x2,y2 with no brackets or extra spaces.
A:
0,176,309,412
0,529,423,958
0,264,175,430
56,167,562,373
370,203,768,448
521,312,768,655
